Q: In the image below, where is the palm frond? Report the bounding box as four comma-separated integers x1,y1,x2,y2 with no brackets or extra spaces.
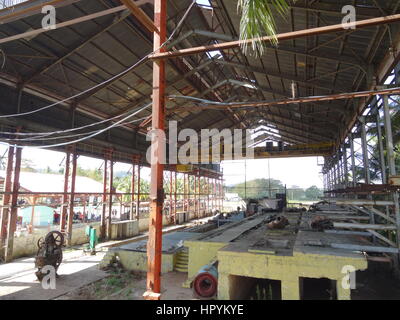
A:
237,0,294,56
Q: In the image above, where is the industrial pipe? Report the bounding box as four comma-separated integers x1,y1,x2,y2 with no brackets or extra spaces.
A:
193,263,218,299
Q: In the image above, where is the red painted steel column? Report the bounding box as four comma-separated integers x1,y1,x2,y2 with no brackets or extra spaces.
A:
101,158,108,238
207,177,210,215
60,150,70,233
0,146,14,250
197,172,200,218
174,171,177,223
66,149,77,246
133,164,139,220
169,171,173,223
107,158,114,239
144,0,166,300
4,146,21,262
136,165,141,219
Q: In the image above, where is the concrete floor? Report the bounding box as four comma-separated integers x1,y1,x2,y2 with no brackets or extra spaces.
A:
0,217,212,300
0,249,107,300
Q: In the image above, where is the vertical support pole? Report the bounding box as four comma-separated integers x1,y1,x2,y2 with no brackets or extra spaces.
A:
144,0,166,300
66,149,77,246
342,144,348,189
360,117,371,185
107,158,114,239
333,162,337,190
383,95,400,265
376,111,387,184
101,158,108,238
337,151,342,189
60,150,70,233
29,196,36,233
207,177,210,215
197,171,200,218
349,133,357,187
360,117,374,228
136,165,141,218
4,146,21,262
169,170,173,222
174,170,177,223
0,146,15,251
131,163,136,220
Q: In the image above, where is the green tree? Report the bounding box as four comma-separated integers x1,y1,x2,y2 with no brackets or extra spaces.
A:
237,0,294,55
231,178,284,200
305,185,323,200
287,185,305,201
21,159,36,172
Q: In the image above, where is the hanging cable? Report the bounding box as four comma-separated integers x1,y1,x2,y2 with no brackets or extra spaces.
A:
1,103,151,149
0,1,197,119
1,116,148,142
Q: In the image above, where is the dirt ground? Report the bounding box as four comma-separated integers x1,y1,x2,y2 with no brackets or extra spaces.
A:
56,264,194,300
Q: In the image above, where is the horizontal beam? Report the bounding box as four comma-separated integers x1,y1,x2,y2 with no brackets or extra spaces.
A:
333,222,397,230
0,5,128,45
119,0,159,34
327,199,395,206
150,14,400,59
171,87,400,111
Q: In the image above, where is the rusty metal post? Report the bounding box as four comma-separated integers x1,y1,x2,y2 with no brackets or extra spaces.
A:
136,165,141,218
169,170,173,222
131,163,136,220
107,158,114,239
66,149,77,246
207,177,210,215
183,173,187,213
101,158,108,238
4,146,21,262
144,0,166,301
60,150,70,234
0,146,14,253
174,170,177,223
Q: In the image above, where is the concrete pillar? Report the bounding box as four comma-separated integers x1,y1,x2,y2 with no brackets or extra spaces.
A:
336,281,351,300
281,277,300,300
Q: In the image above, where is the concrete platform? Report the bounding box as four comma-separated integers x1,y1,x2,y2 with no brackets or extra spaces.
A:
184,211,369,300
109,231,200,273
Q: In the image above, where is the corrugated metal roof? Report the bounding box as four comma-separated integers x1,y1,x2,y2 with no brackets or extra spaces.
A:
0,0,398,158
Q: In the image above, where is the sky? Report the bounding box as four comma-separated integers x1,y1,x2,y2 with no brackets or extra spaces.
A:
0,144,323,188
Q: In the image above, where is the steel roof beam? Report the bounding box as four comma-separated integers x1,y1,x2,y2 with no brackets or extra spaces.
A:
22,10,131,85
150,14,400,59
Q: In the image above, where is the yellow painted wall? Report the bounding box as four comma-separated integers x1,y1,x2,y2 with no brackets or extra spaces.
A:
217,250,367,300
184,240,227,285
116,250,175,273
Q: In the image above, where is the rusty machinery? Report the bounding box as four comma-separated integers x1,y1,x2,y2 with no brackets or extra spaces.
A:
34,231,64,281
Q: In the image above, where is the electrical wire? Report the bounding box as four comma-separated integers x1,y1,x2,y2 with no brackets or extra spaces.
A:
0,108,135,137
1,103,150,149
0,1,197,119
1,116,148,142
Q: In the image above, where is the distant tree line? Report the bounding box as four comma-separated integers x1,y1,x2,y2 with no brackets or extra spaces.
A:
226,178,323,201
